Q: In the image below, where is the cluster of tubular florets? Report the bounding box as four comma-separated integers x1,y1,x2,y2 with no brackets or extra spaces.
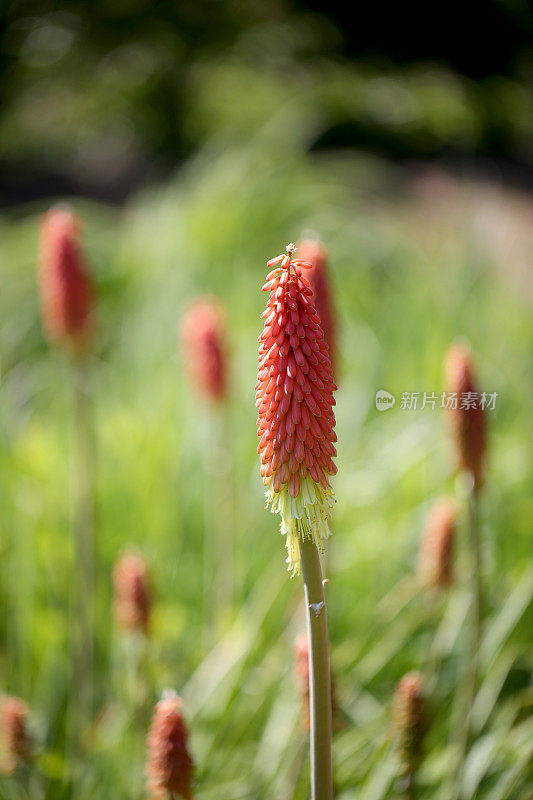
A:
256,246,338,571
256,248,337,497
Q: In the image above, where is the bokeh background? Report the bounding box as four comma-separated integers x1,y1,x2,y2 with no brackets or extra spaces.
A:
0,1,532,798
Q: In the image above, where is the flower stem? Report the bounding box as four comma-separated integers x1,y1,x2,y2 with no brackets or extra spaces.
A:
205,406,234,637
453,483,482,798
70,354,96,749
300,537,333,800
405,773,416,800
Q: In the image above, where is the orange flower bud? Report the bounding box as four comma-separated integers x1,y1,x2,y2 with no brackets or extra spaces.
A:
146,693,194,800
180,299,228,404
444,346,486,491
0,696,31,775
392,672,426,779
113,552,151,635
418,500,456,589
38,207,93,352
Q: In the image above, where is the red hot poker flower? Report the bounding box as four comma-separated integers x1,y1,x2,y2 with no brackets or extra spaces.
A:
38,207,93,352
418,499,456,590
113,552,151,635
0,696,31,775
296,240,337,378
444,345,486,491
256,244,337,573
180,299,228,404
146,692,194,800
392,672,426,780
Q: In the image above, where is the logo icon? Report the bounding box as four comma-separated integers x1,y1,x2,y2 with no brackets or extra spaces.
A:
375,389,396,412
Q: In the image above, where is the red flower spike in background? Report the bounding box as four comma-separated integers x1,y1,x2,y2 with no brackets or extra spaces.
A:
180,298,228,404
146,692,194,800
38,207,93,352
392,672,426,780
256,244,337,573
296,239,337,377
418,499,457,590
113,552,151,635
0,696,31,775
444,345,486,491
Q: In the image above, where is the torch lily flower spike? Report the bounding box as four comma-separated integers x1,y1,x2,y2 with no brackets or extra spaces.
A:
146,692,194,800
38,206,93,353
393,672,426,783
256,244,337,573
0,697,31,775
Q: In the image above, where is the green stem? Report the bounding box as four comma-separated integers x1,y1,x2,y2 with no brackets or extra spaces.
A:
70,354,96,750
453,484,482,798
300,537,333,800
405,773,416,800
203,405,234,642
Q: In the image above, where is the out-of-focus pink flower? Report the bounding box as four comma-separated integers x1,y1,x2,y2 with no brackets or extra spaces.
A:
418,500,456,589
444,345,486,491
180,299,228,404
113,552,151,635
38,207,93,352
146,693,194,800
0,696,31,775
392,672,425,779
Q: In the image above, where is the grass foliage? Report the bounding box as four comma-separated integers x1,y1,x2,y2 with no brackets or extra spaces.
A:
0,134,532,798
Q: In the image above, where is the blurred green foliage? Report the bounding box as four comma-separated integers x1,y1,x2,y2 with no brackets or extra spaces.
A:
1,1,532,204
0,122,532,797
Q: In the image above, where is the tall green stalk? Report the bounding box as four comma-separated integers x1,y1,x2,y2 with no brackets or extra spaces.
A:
404,774,416,800
300,537,333,800
203,406,234,640
69,354,96,750
453,482,482,798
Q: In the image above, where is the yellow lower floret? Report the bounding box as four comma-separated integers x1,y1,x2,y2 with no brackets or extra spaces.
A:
266,474,335,575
